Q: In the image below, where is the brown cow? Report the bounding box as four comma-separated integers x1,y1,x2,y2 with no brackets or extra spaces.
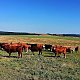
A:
8,42,30,53
20,43,31,53
52,45,67,58
1,43,23,58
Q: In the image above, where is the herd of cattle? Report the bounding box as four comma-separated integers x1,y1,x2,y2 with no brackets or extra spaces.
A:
0,42,79,58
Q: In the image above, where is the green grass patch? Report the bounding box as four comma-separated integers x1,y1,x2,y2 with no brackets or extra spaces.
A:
0,50,80,80
17,35,80,40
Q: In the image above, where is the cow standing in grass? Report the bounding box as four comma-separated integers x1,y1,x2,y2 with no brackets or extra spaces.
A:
52,45,67,58
0,42,23,58
28,44,43,55
44,44,52,51
20,43,31,53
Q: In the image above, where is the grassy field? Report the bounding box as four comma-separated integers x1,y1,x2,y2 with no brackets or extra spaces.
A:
0,35,80,80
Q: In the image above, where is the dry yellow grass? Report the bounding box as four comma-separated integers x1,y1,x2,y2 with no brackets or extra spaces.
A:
0,35,80,48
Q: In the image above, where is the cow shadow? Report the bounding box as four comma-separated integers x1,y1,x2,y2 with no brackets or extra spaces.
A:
44,55,61,57
44,55,55,57
1,55,17,58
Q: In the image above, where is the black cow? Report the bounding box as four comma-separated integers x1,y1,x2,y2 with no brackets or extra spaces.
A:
44,44,52,51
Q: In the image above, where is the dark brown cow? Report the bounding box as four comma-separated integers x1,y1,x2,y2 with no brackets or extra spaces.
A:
52,45,67,58
29,44,43,55
1,43,23,58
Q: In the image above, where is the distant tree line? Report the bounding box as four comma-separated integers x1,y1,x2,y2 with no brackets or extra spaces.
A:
0,31,41,35
47,33,80,37
0,31,80,37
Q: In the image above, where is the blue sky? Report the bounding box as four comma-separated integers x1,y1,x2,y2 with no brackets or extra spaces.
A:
0,0,80,34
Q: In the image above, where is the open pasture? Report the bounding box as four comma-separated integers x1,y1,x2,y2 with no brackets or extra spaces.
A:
0,35,80,80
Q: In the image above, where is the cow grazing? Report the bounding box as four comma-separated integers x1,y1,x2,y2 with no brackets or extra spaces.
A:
52,45,67,58
1,43,23,58
29,44,43,55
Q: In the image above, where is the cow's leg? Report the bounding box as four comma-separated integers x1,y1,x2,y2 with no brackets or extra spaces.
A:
38,50,42,55
9,53,11,57
38,51,40,55
50,48,51,51
18,53,20,58
58,52,60,57
71,50,73,53
56,52,58,57
64,53,66,58
41,51,42,55
25,47,28,53
21,52,22,58
55,52,56,57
